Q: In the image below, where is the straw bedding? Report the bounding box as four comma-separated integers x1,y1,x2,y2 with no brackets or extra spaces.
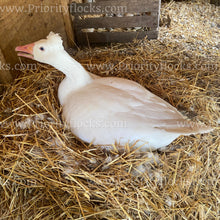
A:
0,1,219,219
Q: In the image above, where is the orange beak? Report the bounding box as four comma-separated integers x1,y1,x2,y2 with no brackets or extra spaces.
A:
15,43,35,59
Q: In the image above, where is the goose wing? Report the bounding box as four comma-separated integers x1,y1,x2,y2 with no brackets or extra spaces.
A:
63,77,212,135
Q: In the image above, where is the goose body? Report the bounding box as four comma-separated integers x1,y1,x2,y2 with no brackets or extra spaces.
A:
15,32,212,150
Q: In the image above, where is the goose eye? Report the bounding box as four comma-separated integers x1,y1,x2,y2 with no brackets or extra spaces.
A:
40,47,45,51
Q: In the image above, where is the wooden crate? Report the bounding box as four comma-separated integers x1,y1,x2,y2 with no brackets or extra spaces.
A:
210,0,220,6
70,0,161,45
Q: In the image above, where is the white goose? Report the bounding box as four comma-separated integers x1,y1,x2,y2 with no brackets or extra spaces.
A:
15,32,212,151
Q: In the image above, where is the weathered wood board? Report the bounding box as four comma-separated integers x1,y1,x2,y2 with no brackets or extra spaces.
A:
76,31,158,45
75,15,158,29
0,48,13,84
210,0,220,6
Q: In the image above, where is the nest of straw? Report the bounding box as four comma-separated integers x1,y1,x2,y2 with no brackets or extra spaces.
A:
0,1,219,219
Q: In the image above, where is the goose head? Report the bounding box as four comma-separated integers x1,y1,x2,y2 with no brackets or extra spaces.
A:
15,32,92,97
15,32,64,66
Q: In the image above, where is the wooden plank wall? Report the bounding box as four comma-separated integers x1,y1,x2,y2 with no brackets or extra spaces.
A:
0,48,13,83
70,0,161,45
